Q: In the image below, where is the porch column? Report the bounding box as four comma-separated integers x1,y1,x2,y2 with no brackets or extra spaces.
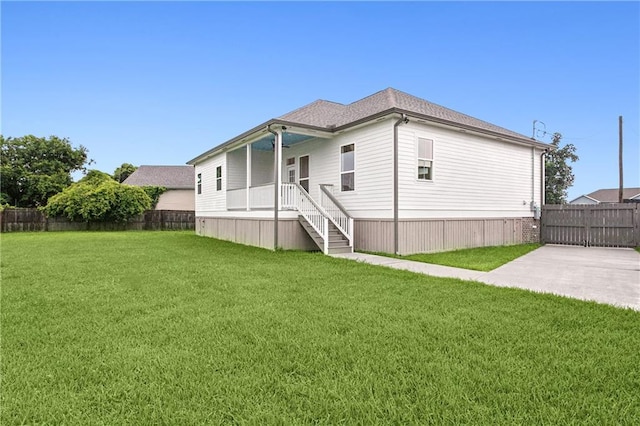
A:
246,143,251,211
276,131,282,211
267,125,282,250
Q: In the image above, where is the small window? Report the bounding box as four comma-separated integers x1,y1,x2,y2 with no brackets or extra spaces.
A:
340,144,355,191
216,166,222,191
286,157,295,166
197,173,202,194
417,138,433,181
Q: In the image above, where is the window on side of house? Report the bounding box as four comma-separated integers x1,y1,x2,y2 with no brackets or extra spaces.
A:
197,173,202,194
340,143,355,191
216,166,222,191
417,138,433,181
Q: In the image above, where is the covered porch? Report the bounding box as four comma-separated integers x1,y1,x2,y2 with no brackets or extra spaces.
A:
222,125,352,253
224,126,325,211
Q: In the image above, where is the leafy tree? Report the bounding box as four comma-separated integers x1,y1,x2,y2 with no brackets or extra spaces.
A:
113,163,137,183
545,132,579,204
44,170,151,222
0,135,91,207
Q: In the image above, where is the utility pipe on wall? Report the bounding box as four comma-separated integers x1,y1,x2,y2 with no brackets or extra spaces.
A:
393,114,409,255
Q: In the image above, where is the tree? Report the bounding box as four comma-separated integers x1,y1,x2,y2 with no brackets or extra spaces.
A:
113,163,137,183
545,132,579,204
44,170,151,222
0,135,91,207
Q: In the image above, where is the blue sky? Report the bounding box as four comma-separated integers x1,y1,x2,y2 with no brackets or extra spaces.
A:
2,1,638,201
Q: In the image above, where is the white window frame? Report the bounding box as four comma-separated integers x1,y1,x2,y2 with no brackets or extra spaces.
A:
340,143,355,192
216,166,222,191
417,137,434,181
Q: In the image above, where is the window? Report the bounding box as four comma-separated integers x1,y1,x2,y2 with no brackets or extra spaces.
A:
216,166,222,191
340,144,355,191
417,138,433,181
197,173,202,194
299,155,309,193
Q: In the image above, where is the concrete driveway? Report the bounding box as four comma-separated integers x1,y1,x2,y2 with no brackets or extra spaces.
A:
478,245,640,310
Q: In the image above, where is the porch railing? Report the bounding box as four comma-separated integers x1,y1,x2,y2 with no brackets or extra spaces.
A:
319,184,354,247
227,187,247,210
282,183,330,253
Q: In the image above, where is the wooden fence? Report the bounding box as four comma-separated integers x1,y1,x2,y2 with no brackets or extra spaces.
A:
0,208,195,232
541,203,639,247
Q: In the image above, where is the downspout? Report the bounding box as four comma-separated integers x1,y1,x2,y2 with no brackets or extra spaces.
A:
393,114,409,255
267,125,279,250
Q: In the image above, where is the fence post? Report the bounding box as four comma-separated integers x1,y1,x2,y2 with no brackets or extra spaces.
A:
633,203,640,247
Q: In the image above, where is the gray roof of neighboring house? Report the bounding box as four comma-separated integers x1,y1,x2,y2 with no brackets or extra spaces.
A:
123,165,194,189
188,87,546,164
583,187,640,202
279,88,531,140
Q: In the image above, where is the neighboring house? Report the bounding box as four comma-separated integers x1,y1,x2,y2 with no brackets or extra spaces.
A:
123,165,195,211
569,188,640,204
188,88,550,255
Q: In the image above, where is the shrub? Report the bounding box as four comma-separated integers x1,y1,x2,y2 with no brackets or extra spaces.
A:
141,186,166,209
44,171,151,222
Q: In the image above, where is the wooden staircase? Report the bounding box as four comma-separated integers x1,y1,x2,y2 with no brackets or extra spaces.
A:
298,216,352,254
281,182,353,255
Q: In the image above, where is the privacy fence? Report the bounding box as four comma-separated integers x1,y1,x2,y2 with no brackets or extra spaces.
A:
0,208,195,233
541,203,639,248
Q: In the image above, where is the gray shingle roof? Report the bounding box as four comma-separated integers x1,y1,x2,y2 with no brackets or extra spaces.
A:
188,87,544,165
586,187,640,202
278,87,531,140
123,165,194,189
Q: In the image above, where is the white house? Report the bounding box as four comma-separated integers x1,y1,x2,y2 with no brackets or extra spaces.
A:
187,88,550,255
123,165,195,211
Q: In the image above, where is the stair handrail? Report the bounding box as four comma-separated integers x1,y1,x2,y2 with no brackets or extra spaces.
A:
282,183,330,252
319,184,353,247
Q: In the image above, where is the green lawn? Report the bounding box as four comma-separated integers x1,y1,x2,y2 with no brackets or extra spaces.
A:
1,232,639,424
372,244,542,271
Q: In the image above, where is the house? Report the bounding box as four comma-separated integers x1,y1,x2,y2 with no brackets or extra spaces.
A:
569,188,640,205
187,88,550,255
123,165,195,211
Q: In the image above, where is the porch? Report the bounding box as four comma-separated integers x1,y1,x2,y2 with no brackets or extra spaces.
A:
225,182,353,254
220,126,353,254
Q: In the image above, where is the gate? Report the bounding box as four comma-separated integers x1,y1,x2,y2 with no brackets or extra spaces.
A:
541,203,640,247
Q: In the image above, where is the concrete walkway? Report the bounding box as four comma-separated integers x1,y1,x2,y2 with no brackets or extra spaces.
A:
330,252,486,281
478,245,640,311
331,246,640,310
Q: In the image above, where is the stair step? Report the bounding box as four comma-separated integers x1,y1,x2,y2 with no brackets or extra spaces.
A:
298,215,351,254
327,246,353,254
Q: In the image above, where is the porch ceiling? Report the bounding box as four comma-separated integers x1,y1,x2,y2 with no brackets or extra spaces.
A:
251,132,317,151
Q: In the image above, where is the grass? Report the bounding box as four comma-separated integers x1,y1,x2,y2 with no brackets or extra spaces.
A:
1,232,639,424
370,243,541,271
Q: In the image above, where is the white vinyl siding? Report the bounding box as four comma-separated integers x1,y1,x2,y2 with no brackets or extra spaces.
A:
226,148,247,190
398,121,541,218
195,154,226,214
281,119,394,218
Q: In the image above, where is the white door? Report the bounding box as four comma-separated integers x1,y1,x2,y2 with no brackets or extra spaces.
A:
299,155,309,193
285,157,296,184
